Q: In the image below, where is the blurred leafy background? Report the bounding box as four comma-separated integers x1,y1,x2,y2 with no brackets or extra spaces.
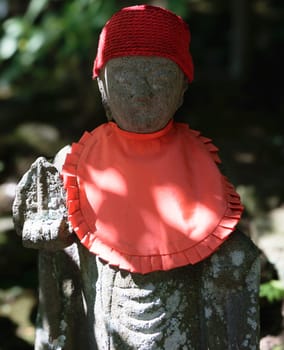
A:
0,0,283,349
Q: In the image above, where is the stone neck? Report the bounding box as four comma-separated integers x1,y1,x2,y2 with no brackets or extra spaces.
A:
108,119,174,140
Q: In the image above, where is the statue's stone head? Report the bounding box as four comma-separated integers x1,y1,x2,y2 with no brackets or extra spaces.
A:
93,5,194,133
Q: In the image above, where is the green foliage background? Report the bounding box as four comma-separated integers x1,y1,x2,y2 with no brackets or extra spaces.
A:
0,0,284,347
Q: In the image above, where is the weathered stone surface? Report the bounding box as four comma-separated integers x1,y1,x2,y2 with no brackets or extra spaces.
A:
28,229,260,350
12,156,74,250
94,231,260,350
97,56,187,133
199,232,260,349
34,246,91,350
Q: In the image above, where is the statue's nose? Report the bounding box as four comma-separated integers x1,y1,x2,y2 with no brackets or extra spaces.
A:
131,75,154,99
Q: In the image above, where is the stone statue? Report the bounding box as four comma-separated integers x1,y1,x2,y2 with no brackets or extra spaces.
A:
13,5,260,349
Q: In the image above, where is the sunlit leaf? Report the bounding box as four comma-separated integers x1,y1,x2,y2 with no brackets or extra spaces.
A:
3,18,26,38
25,0,49,22
25,30,45,53
19,51,35,66
0,36,17,59
260,280,284,302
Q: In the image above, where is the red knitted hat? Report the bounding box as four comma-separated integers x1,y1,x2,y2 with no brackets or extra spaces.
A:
93,5,194,82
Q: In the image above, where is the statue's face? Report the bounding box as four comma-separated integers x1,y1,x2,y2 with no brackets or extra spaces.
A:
97,56,187,133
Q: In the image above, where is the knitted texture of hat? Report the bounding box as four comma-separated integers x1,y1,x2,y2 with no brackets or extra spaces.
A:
93,5,194,82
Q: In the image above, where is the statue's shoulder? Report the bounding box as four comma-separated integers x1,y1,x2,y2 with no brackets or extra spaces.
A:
53,145,71,170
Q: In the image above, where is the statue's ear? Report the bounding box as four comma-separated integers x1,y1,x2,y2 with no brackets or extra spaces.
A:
97,76,113,121
182,75,188,94
177,75,188,109
97,76,106,99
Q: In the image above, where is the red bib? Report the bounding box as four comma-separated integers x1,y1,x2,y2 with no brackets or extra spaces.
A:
62,120,243,274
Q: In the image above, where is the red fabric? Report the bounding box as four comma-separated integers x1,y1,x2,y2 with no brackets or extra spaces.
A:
61,121,243,274
93,5,194,82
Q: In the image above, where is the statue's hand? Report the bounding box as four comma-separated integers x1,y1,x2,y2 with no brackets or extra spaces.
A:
12,156,74,250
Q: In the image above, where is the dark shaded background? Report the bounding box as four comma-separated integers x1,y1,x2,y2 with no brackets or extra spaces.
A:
0,0,283,348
